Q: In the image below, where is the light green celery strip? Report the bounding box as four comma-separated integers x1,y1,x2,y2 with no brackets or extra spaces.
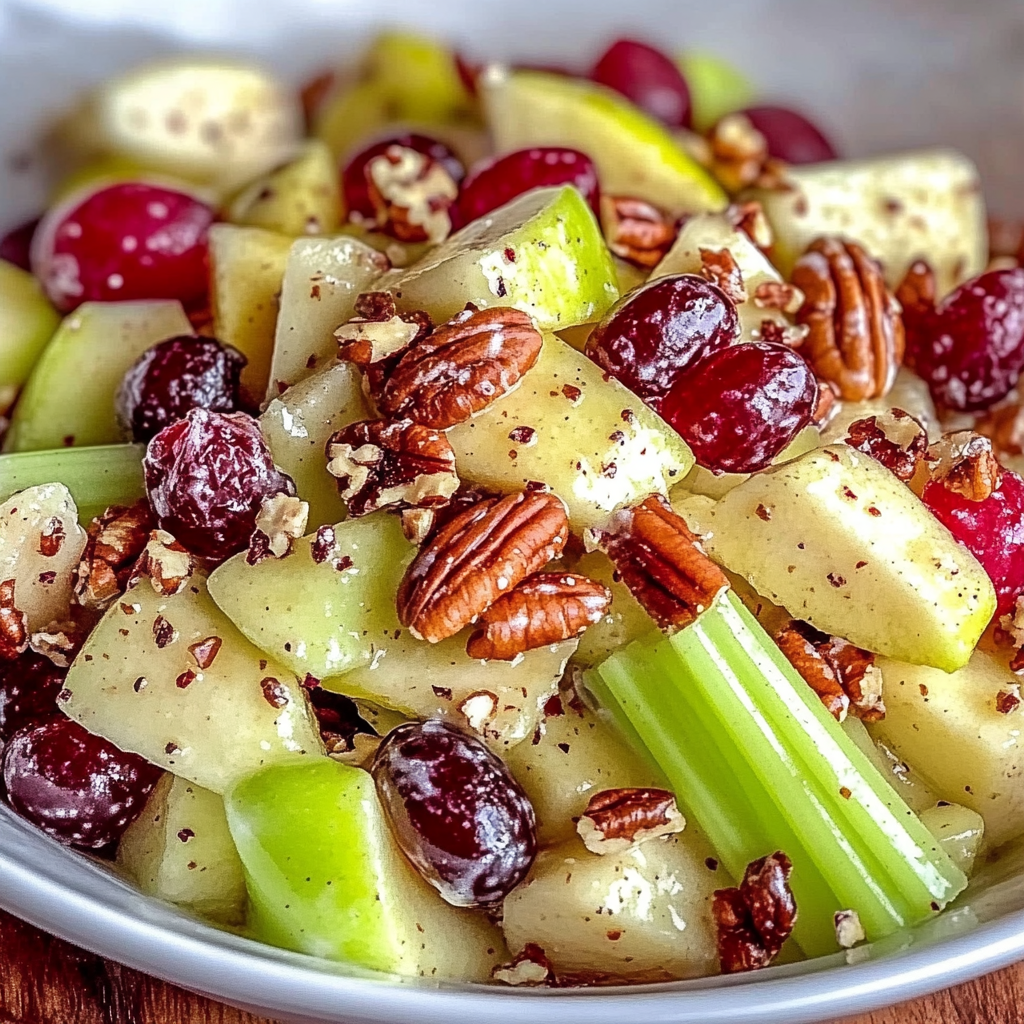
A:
0,444,146,525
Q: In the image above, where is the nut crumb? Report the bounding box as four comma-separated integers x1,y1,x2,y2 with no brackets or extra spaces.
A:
834,909,866,949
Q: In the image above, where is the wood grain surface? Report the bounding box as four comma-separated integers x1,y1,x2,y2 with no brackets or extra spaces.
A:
0,909,1018,1024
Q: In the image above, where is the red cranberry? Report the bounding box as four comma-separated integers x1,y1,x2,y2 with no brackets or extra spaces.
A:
904,268,1024,412
0,652,65,744
585,274,740,408
342,133,465,225
143,408,294,561
739,106,837,164
0,217,40,271
3,716,161,849
662,341,817,474
116,335,248,443
372,720,537,907
923,469,1024,618
31,182,214,313
591,39,691,128
453,148,600,228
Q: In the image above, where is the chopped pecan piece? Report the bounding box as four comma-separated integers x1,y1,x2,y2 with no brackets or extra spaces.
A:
699,247,747,304
774,621,849,720
492,944,555,987
927,431,1001,501
792,237,905,401
576,787,685,855
365,144,459,244
38,517,66,557
834,909,866,949
752,280,803,314
130,530,195,596
595,494,729,631
75,502,155,611
0,579,28,660
895,259,937,323
999,595,1024,647
601,196,677,269
845,411,928,482
396,490,569,643
325,419,458,518
247,494,309,564
707,113,771,193
714,852,797,974
465,572,611,661
758,319,810,349
811,381,838,427
727,200,773,250
379,305,544,430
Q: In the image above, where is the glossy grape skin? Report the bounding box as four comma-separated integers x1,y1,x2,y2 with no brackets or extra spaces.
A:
661,341,817,474
0,217,39,271
740,105,837,164
591,38,692,128
372,720,537,907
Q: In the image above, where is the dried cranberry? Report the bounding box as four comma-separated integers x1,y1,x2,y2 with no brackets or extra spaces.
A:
143,408,294,561
0,652,65,744
739,106,837,164
923,469,1024,618
453,148,600,229
662,341,817,474
116,335,248,442
3,716,161,848
904,268,1024,412
31,182,214,313
372,720,537,907
0,217,40,271
585,274,740,408
591,39,691,128
342,133,465,225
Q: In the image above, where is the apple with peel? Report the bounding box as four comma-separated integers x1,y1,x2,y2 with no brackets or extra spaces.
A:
0,261,60,414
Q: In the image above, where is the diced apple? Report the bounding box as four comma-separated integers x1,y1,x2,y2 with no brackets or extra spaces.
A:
448,332,693,530
502,832,722,979
208,224,294,406
702,444,995,671
259,363,367,528
869,650,1023,851
225,759,504,978
918,802,985,877
748,149,986,296
383,185,619,329
207,513,414,681
61,573,321,793
4,301,192,453
0,260,60,413
267,235,387,396
570,551,651,668
117,773,246,924
0,483,86,631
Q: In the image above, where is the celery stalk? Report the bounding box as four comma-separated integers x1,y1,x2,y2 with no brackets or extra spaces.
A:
0,444,146,524
587,590,966,956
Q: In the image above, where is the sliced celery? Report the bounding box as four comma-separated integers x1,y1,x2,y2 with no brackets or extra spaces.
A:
587,590,966,957
0,445,145,525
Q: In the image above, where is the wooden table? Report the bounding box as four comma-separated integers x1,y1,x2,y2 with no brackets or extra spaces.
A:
0,909,1019,1024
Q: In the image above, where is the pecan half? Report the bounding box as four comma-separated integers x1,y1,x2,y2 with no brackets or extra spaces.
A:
713,852,797,974
325,419,458,518
465,572,611,660
379,305,543,430
396,490,570,643
792,237,905,401
130,530,194,596
576,787,685,855
595,494,729,631
927,431,1001,501
75,501,155,611
0,579,28,660
601,196,677,269
247,494,309,565
845,410,928,482
699,247,747,304
364,144,459,244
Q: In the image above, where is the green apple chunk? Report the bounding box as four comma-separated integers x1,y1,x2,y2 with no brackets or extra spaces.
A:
918,802,985,878
267,235,387,396
61,573,320,793
0,260,60,413
502,831,722,980
869,650,1023,851
384,185,618,329
208,224,294,406
335,629,576,751
259,363,367,528
117,773,246,924
208,513,414,681
225,140,341,237
4,300,192,453
676,52,755,133
482,68,726,215
0,483,87,631
225,759,504,978
448,332,693,530
702,445,995,671
748,149,986,296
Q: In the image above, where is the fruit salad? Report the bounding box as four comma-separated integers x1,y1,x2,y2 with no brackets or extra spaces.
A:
0,28,1021,988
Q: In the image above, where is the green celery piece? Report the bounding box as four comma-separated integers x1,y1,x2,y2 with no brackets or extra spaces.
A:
589,591,966,956
0,445,145,525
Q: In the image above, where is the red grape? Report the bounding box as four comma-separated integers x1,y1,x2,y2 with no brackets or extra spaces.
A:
0,217,39,271
0,652,65,744
591,38,692,128
740,105,837,164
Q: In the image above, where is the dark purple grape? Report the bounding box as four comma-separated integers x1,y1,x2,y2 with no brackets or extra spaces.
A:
661,341,817,473
0,652,66,745
591,38,692,128
740,105,837,164
0,217,40,271
143,408,293,561
116,335,247,442
3,716,161,848
372,720,537,907
585,274,740,408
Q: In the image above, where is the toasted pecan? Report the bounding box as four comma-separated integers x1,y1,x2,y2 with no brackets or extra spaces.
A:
364,144,459,244
927,431,1001,501
601,196,677,269
699,247,747,304
845,411,928,483
75,502,155,611
576,787,685,855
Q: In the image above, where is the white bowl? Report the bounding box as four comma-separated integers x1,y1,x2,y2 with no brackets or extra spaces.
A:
1,1,1023,1020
